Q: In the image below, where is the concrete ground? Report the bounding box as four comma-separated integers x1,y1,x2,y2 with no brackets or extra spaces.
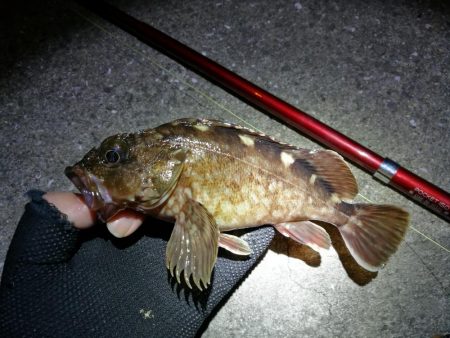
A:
1,0,449,336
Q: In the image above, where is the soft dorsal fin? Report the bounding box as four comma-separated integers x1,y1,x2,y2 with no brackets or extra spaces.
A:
290,149,358,201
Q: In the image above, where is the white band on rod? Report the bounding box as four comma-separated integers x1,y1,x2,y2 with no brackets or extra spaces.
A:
373,158,400,184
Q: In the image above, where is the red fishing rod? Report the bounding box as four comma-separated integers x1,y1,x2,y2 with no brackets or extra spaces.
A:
78,0,450,222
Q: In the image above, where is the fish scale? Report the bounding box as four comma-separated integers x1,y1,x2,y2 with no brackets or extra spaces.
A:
164,121,340,222
157,124,314,229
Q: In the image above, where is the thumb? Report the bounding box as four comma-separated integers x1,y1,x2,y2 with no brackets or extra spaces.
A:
106,210,144,238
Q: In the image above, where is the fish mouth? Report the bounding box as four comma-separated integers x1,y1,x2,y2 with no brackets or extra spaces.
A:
65,165,121,222
65,165,106,210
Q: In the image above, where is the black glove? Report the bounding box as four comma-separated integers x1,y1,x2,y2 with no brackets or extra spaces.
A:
0,191,274,337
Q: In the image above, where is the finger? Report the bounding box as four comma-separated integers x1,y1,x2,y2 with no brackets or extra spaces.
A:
106,209,144,238
43,192,96,229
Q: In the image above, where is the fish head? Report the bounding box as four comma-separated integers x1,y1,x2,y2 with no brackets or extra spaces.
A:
65,130,186,222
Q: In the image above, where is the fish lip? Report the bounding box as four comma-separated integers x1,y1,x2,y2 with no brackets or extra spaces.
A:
65,165,105,210
65,165,124,222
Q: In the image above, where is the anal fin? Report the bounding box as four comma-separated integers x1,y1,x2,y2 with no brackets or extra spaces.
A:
274,221,331,252
165,199,220,290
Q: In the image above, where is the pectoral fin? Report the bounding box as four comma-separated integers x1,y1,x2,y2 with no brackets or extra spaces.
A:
219,233,252,255
165,199,219,290
274,221,331,252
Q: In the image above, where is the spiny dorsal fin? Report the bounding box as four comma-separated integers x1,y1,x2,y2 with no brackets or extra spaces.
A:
173,118,358,201
214,119,359,201
204,118,359,201
291,149,358,201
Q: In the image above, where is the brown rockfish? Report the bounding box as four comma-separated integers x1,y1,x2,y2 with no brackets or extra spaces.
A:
65,118,409,289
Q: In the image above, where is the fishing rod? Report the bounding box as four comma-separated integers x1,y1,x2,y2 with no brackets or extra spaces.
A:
77,0,450,222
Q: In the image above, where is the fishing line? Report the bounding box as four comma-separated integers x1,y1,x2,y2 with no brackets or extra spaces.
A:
73,6,262,133
70,5,449,254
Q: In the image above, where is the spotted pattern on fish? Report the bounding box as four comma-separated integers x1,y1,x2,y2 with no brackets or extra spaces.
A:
150,119,353,230
238,134,255,147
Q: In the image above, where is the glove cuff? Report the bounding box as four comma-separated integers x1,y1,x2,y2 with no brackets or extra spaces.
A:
3,190,81,270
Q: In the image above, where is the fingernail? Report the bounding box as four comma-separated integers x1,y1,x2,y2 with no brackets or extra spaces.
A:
107,218,141,238
106,219,130,238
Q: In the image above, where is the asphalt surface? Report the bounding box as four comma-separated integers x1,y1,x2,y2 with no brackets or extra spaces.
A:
1,0,449,336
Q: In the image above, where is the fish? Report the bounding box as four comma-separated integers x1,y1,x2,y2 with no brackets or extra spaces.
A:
65,118,409,290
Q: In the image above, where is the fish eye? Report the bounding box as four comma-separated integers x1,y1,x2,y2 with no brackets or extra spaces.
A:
105,149,121,164
101,137,129,167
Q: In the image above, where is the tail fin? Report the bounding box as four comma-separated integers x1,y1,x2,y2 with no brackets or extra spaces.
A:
337,203,409,271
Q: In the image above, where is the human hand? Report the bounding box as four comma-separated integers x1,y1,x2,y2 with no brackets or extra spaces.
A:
0,190,274,337
43,191,144,237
